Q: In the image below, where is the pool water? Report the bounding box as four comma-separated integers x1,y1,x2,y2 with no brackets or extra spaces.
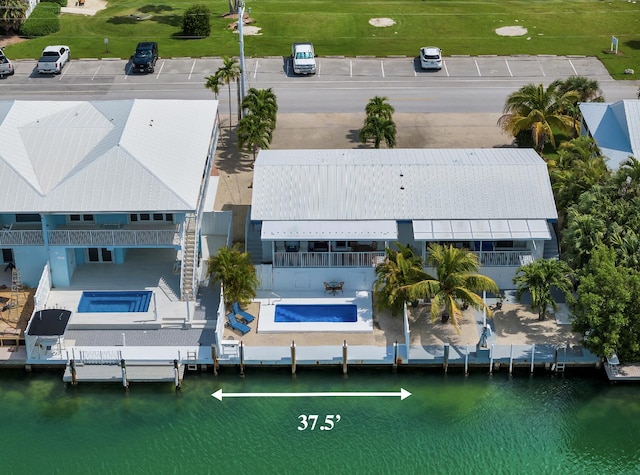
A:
77,291,152,313
274,304,357,323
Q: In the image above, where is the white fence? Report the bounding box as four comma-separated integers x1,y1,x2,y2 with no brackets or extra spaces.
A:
33,263,51,312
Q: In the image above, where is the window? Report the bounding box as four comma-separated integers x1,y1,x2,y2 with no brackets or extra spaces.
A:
130,213,173,223
69,214,94,223
15,214,41,223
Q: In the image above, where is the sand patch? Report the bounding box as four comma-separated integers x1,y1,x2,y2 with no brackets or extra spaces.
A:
369,18,395,27
496,26,528,36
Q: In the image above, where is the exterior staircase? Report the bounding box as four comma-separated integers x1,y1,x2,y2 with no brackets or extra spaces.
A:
181,214,198,301
543,223,560,260
245,222,263,264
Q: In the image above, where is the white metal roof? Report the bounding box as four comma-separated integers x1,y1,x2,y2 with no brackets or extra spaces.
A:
0,99,218,213
413,219,551,240
261,220,398,240
251,149,557,222
580,100,640,169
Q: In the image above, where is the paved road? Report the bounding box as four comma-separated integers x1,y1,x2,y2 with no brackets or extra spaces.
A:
0,56,636,113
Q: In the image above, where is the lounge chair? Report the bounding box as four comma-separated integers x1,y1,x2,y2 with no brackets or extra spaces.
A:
226,313,251,335
232,302,256,323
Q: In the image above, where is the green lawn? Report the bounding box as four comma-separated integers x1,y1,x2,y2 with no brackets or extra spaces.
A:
5,0,640,79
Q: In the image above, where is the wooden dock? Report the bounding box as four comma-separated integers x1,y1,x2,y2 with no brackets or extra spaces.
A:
604,362,640,382
63,362,185,384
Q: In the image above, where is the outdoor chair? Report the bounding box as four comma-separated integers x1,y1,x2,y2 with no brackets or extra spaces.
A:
226,313,251,335
232,302,256,323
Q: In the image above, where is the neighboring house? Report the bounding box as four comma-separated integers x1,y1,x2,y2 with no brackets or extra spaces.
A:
249,148,559,290
0,99,219,301
580,99,640,169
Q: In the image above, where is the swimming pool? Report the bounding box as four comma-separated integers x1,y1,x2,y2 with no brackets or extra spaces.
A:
274,304,357,323
77,291,152,313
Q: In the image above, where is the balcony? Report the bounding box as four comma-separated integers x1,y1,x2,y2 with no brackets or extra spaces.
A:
0,224,44,246
47,224,182,247
274,250,385,268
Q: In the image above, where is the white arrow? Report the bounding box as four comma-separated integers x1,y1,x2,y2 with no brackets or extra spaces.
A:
212,388,411,401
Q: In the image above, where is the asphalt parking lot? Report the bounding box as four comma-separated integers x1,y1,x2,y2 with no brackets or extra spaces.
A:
2,55,611,83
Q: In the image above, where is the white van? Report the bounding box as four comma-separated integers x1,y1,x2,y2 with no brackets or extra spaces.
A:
420,46,442,70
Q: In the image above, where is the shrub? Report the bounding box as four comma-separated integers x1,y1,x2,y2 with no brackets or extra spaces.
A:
19,4,60,37
182,4,211,37
39,0,67,8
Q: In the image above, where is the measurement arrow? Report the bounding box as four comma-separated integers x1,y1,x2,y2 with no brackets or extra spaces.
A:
212,388,411,401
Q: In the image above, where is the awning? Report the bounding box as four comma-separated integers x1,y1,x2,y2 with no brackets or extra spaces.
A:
412,219,551,241
261,220,398,240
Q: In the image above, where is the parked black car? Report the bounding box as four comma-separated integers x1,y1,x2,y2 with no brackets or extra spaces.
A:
132,42,158,73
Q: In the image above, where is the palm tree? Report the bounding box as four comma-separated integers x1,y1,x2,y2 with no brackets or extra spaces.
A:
204,73,222,99
360,115,397,148
0,0,27,34
562,210,606,268
237,113,272,160
405,244,498,332
513,258,574,321
498,83,579,152
207,244,259,308
242,87,278,129
552,76,604,103
215,57,242,129
365,96,395,121
614,156,640,198
373,244,428,316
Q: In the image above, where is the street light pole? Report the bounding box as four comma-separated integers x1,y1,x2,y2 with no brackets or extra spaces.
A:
238,0,247,116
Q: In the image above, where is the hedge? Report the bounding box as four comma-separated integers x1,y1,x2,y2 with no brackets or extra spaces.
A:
19,4,61,37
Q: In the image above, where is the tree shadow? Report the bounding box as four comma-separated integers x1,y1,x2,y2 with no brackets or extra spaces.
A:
214,125,254,175
139,5,174,14
106,16,139,25
346,128,363,146
624,39,640,50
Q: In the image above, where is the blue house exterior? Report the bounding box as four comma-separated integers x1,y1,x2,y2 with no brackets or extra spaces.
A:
0,100,219,299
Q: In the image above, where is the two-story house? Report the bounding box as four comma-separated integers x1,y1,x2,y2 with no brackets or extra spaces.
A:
0,99,219,302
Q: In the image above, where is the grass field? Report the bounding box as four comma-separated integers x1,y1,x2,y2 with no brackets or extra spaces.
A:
4,0,640,79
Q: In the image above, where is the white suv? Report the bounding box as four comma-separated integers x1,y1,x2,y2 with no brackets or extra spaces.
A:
420,46,442,70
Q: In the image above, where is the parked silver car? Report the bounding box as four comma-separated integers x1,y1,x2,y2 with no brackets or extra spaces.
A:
0,47,14,77
420,46,442,70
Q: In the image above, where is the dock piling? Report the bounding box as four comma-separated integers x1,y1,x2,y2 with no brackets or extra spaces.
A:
120,359,128,388
291,341,296,375
211,344,218,376
239,341,245,377
173,359,181,390
392,341,398,372
464,345,469,375
509,344,514,374
70,359,77,386
342,340,348,375
489,344,494,374
443,343,450,373
530,344,535,374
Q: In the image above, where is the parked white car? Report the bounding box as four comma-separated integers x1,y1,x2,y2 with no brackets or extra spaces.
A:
420,46,442,70
36,45,71,74
0,47,14,77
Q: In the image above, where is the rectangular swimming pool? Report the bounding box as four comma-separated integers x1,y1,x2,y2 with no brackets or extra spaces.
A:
274,304,357,323
77,291,152,313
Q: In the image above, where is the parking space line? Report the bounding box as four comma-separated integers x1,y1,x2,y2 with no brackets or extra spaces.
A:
444,61,449,77
380,60,385,78
124,63,132,78
474,59,481,76
188,60,196,80
91,65,102,81
59,63,70,80
349,60,352,78
253,59,259,79
537,60,545,77
504,59,513,77
568,59,578,75
155,61,165,79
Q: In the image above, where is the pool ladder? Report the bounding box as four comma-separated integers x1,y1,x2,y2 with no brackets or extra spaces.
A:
267,292,282,306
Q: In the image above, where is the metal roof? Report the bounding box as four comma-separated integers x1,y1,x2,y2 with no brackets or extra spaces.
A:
413,219,551,241
261,220,398,240
580,100,640,169
0,99,218,213
251,149,557,222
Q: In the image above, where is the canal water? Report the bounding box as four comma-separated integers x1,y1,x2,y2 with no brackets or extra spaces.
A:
1,368,639,474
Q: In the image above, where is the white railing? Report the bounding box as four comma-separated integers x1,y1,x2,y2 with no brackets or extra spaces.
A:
474,250,533,267
47,229,179,246
273,251,385,268
33,263,52,312
76,349,122,365
0,230,44,246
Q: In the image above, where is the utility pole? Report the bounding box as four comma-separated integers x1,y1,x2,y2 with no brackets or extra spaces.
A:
238,0,247,117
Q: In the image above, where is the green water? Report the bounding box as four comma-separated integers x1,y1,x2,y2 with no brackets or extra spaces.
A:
1,368,639,474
